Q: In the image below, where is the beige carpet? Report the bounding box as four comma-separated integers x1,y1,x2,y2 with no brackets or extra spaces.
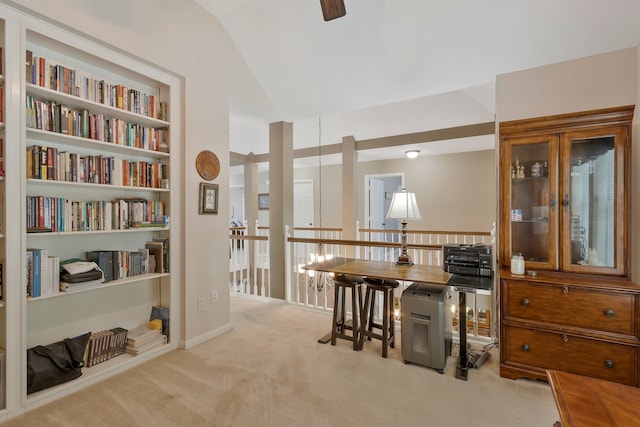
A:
5,297,558,426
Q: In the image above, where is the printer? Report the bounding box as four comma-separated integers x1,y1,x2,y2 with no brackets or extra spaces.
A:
443,243,492,277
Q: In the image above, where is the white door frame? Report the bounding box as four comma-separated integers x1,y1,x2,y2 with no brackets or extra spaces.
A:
363,172,404,231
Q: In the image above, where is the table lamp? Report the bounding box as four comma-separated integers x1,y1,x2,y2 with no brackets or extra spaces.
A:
386,189,422,265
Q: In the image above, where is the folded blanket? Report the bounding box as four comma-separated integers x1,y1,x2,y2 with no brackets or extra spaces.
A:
61,269,104,283
62,261,100,275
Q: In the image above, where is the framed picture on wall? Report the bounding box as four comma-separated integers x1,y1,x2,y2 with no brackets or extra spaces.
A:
258,193,270,210
199,182,219,214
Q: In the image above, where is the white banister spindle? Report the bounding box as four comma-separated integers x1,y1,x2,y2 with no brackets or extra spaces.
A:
285,225,291,303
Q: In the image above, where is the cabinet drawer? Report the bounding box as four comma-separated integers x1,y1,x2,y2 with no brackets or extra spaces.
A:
503,281,635,336
504,325,636,385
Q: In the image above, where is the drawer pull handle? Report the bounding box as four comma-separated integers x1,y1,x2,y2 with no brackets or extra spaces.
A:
604,309,615,317
562,286,569,295
521,344,529,352
605,359,615,369
562,334,569,343
521,298,530,306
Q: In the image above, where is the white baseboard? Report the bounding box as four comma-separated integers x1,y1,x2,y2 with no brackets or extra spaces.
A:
181,323,233,350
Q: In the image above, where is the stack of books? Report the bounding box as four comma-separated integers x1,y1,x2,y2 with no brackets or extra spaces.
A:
126,324,166,355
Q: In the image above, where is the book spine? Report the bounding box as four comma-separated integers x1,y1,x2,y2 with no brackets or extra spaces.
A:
31,249,41,298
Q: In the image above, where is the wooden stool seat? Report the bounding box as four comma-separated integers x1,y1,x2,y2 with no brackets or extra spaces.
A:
359,277,400,357
330,274,364,350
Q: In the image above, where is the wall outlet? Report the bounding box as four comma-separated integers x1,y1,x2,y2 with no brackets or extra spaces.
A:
211,290,218,303
197,297,205,312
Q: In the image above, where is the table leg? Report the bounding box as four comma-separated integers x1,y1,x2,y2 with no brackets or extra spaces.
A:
455,291,469,381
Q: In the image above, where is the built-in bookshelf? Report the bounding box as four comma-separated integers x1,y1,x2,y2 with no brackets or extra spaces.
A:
23,28,175,403
0,5,181,418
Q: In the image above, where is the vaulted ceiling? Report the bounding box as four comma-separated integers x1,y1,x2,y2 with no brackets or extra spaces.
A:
193,0,640,160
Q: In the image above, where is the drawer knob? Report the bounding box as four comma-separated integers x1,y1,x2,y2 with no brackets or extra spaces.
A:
521,344,529,351
604,309,615,317
562,286,569,294
605,359,615,369
521,298,530,306
562,334,569,343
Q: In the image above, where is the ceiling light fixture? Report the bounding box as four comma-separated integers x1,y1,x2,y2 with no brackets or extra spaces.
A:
405,150,420,159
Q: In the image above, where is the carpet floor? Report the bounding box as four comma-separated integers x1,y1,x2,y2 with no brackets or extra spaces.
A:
4,296,559,426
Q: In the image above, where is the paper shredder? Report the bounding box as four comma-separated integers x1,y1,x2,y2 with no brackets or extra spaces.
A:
401,282,452,373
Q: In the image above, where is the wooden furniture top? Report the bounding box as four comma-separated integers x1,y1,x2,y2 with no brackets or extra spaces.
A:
547,369,640,427
499,269,640,292
303,258,452,285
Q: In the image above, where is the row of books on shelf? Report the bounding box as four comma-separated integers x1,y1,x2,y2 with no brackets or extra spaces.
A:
26,195,167,232
26,50,168,121
85,327,128,367
26,238,168,298
26,145,170,188
26,95,169,152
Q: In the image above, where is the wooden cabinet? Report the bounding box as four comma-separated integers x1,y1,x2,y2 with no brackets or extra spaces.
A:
500,272,639,385
498,107,640,386
499,106,633,276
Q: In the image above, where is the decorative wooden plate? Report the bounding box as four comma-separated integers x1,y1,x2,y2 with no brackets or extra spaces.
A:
195,150,220,181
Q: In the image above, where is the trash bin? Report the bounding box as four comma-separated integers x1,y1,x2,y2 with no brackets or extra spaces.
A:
401,282,452,373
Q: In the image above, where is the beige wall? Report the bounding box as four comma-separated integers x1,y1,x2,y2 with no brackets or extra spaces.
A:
358,150,497,232
496,48,637,121
289,150,496,233
496,47,639,280
294,164,344,228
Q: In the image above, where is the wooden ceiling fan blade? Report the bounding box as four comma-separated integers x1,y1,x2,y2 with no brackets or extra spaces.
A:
320,0,346,21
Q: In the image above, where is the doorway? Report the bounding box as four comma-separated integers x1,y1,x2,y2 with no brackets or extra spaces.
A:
294,179,314,228
364,173,403,259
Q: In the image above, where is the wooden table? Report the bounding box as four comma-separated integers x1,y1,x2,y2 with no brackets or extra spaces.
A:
547,369,640,426
302,257,452,284
303,258,451,348
303,258,496,380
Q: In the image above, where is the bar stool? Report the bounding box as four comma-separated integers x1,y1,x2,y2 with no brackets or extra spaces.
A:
330,274,364,350
359,277,400,357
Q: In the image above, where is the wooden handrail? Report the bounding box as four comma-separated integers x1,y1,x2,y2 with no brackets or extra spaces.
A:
294,227,343,232
232,226,489,235
228,234,268,241
286,236,442,250
360,228,491,236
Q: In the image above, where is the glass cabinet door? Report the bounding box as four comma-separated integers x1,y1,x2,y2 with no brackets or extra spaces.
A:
560,127,627,275
501,134,558,271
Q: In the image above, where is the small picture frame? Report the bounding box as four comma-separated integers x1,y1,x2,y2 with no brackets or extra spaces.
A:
199,182,219,214
258,193,270,210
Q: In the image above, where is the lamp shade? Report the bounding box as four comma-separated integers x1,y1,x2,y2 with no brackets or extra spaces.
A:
386,190,422,220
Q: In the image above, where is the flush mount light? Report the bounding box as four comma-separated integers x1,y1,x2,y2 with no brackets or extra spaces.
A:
405,150,420,159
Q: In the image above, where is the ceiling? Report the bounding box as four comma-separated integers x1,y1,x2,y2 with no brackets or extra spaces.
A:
193,0,640,161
